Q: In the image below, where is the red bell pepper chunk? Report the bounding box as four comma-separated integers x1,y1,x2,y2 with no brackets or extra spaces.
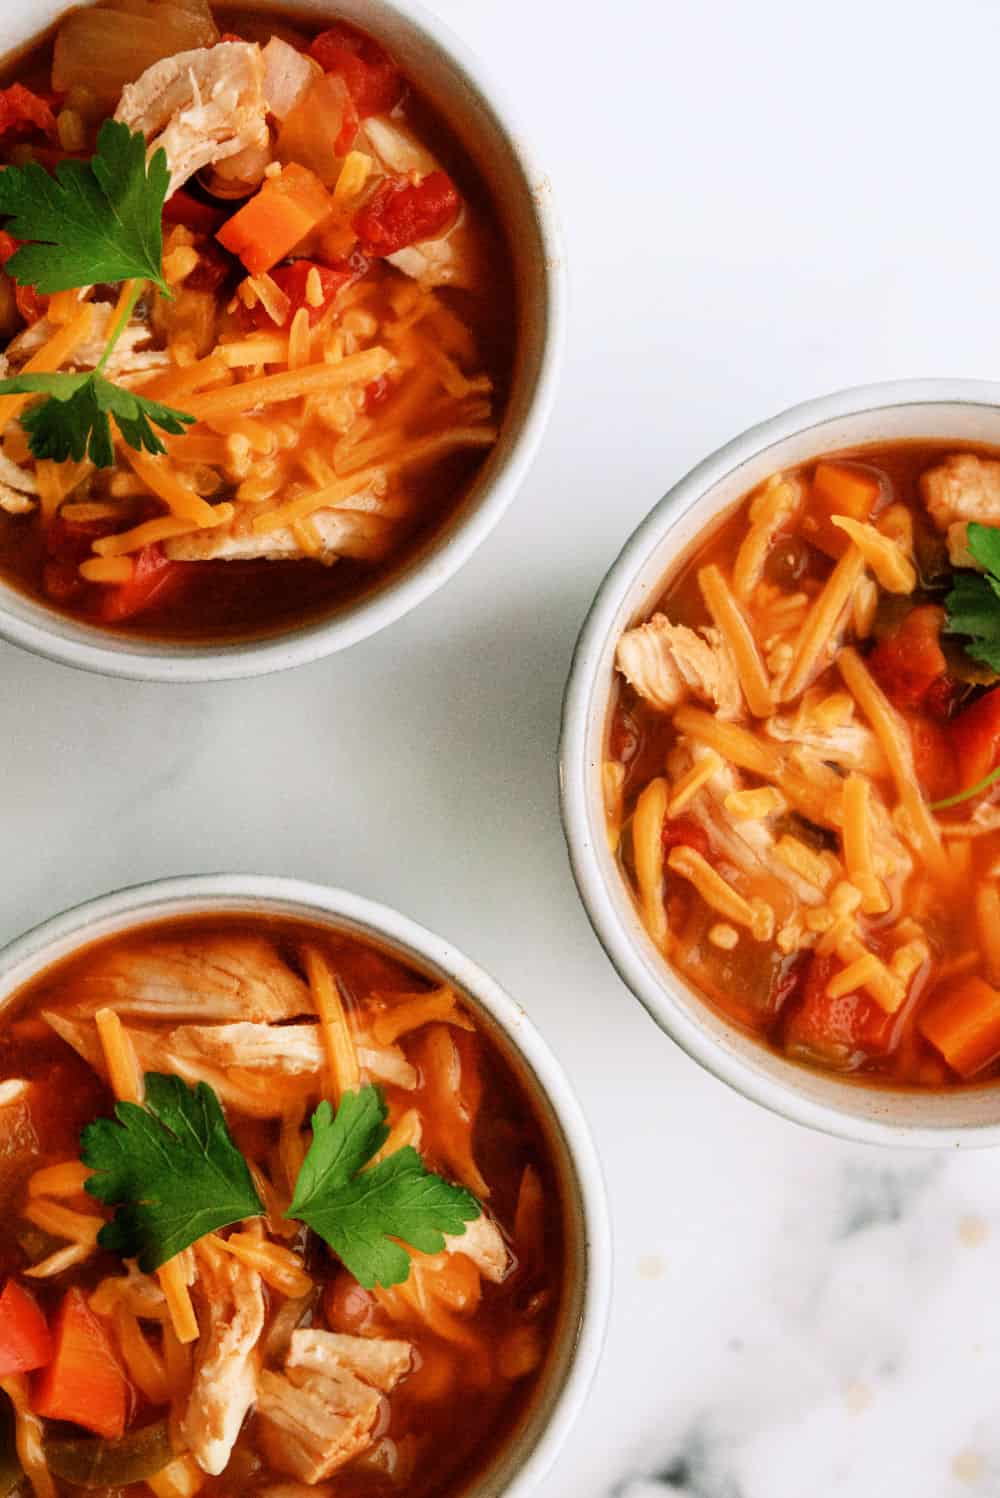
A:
309,22,404,118
0,1281,51,1377
907,714,956,802
33,1288,129,1439
96,544,193,624
353,171,460,258
783,952,895,1063
162,189,229,237
949,683,1000,795
869,605,953,714
0,84,58,141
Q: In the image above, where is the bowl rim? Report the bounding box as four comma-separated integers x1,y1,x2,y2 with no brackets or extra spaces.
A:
559,376,1000,1150
0,0,566,683
0,872,611,1496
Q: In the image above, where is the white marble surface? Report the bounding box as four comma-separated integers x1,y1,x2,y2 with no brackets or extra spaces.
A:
5,0,1000,1494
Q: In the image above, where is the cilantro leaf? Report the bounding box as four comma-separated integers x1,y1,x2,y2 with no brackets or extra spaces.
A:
288,1086,481,1289
0,371,194,468
82,1073,265,1272
966,521,1000,578
945,524,1000,673
0,121,170,293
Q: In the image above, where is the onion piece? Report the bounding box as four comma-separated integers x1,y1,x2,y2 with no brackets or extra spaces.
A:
53,0,218,106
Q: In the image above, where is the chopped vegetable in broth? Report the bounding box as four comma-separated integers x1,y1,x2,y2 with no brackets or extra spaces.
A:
0,3,514,639
607,441,1000,1087
0,915,566,1497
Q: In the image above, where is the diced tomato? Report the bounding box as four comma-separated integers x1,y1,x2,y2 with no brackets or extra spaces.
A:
0,84,57,141
34,1288,129,1439
42,512,118,605
95,544,194,624
244,256,365,331
0,1281,51,1377
783,952,895,1063
908,713,956,802
949,684,1000,796
364,375,392,414
869,605,952,714
353,171,460,258
219,31,244,43
661,817,711,859
162,189,229,236
309,22,404,118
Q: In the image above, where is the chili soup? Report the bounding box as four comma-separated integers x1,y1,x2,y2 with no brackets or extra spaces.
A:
607,442,1000,1088
0,1,515,639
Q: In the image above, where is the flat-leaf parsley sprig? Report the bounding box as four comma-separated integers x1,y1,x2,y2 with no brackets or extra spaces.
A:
0,120,195,467
81,1073,482,1289
289,1084,482,1289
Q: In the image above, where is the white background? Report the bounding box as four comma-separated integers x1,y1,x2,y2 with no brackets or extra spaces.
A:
8,1,1000,1494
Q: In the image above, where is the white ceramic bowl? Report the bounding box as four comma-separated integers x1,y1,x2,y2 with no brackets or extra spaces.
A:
0,873,610,1495
0,0,564,681
561,378,1000,1149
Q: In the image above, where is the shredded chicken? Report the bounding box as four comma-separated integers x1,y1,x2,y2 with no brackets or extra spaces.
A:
617,614,744,719
44,1011,416,1113
668,741,825,910
443,1212,510,1283
6,306,169,381
258,1330,412,1484
52,935,312,1021
115,42,270,196
921,453,1000,533
764,711,887,776
287,1330,412,1390
181,1243,265,1476
0,484,34,516
166,1021,418,1090
165,504,394,563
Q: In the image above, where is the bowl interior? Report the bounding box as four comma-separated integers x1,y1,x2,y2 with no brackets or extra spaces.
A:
0,0,559,678
0,878,600,1495
570,390,1000,1144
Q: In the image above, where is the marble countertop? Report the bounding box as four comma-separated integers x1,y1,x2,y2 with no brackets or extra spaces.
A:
5,0,1000,1494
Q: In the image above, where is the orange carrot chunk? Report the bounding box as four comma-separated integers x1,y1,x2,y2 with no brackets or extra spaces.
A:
217,164,335,276
0,1281,51,1376
919,976,1000,1079
34,1287,130,1439
803,460,882,558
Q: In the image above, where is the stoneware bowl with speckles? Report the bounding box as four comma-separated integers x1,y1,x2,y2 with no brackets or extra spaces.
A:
560,379,1000,1148
0,873,611,1495
0,0,564,681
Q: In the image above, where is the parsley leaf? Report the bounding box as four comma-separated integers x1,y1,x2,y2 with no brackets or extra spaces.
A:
0,371,194,468
945,523,1000,672
0,121,170,294
19,372,191,468
288,1086,481,1289
81,1073,265,1272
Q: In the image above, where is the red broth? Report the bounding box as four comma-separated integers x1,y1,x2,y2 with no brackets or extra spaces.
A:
0,4,515,640
0,914,567,1496
607,441,1000,1087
